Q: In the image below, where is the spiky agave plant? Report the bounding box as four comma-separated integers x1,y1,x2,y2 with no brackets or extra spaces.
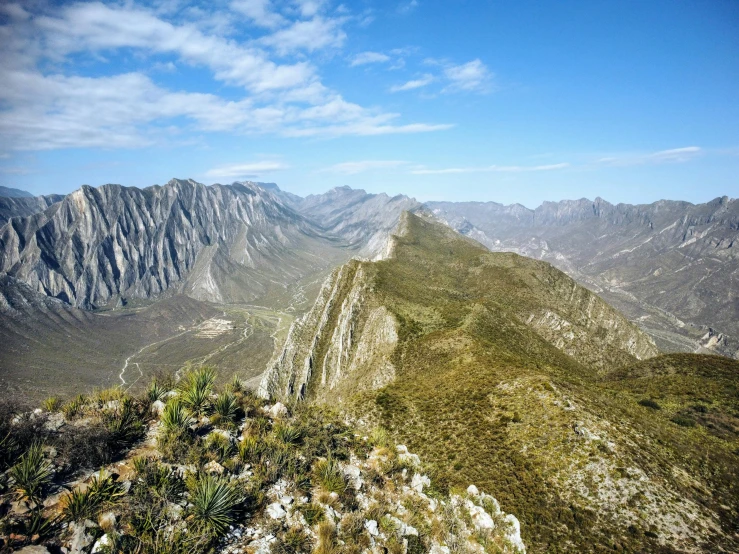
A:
212,391,239,426
186,473,244,537
179,367,216,416
10,443,53,505
104,397,145,452
147,379,169,403
42,396,61,412
160,400,195,432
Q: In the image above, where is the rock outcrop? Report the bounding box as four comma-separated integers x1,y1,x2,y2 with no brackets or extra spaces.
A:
0,179,345,308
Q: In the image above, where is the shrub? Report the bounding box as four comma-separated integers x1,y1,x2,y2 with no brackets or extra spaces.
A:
186,473,244,537
10,443,53,505
638,399,661,410
671,415,696,428
239,435,263,463
55,423,114,468
313,457,347,494
103,398,145,452
0,401,48,470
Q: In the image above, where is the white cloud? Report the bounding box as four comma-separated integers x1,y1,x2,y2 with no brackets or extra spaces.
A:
260,16,346,55
597,147,702,166
397,0,419,14
205,161,288,178
322,160,408,174
230,0,285,28
350,51,390,66
410,163,569,175
390,74,434,92
0,1,452,151
443,59,493,93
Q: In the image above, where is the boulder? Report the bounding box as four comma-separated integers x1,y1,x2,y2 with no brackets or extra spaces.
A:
204,461,225,474
365,519,379,536
411,473,430,492
16,547,51,554
151,400,166,415
266,502,286,519
467,484,480,496
91,534,111,553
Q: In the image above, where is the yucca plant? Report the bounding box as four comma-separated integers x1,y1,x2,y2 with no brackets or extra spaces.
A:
147,379,169,403
238,435,263,463
313,456,346,494
229,374,243,393
179,367,216,416
42,396,62,412
26,508,56,538
160,400,195,432
10,443,53,505
211,391,239,426
185,473,244,537
104,398,145,452
62,471,124,522
204,433,234,462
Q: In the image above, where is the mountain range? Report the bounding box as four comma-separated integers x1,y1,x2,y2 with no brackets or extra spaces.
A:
0,179,737,552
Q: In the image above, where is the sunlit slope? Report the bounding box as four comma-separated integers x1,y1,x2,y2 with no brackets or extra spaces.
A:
263,212,738,553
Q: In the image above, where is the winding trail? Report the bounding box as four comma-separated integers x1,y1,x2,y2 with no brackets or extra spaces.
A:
118,326,195,386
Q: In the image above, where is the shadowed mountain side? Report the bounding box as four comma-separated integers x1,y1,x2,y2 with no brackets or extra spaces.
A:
0,193,65,226
260,212,738,553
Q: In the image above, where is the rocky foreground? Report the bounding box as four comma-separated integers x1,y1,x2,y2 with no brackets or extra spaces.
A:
0,367,525,553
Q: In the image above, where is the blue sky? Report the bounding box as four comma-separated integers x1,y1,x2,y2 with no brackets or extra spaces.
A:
0,0,737,207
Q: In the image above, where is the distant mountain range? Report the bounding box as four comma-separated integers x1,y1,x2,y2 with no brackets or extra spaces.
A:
0,181,736,360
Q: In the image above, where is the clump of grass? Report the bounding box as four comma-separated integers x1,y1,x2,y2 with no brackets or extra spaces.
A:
313,456,347,494
370,426,391,448
229,374,244,393
62,394,88,419
185,473,244,537
274,527,313,554
300,502,325,526
10,443,53,505
314,522,340,554
671,415,696,428
274,422,303,445
638,398,661,410
42,396,62,412
204,432,234,462
179,367,215,416
238,435,263,463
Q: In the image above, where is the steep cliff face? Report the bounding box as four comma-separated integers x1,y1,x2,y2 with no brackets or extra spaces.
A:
259,260,398,401
428,196,739,358
0,193,64,226
0,179,344,308
260,213,738,553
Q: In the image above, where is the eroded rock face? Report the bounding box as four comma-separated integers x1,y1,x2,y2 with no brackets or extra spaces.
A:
0,193,64,227
259,260,398,401
0,180,338,308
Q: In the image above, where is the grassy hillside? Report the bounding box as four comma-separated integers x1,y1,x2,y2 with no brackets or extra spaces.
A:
280,213,738,552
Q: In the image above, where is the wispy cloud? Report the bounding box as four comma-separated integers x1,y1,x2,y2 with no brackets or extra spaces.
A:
350,51,390,66
410,163,569,175
390,74,434,92
397,0,420,14
321,160,408,174
597,147,702,166
205,161,288,179
442,59,493,93
0,1,451,151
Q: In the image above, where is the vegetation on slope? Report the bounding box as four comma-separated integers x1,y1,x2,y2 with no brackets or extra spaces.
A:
0,367,525,553
281,213,738,553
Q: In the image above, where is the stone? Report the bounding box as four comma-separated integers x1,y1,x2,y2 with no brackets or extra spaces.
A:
468,503,495,530
266,502,286,519
365,519,379,536
504,514,526,552
279,495,294,506
151,400,166,415
411,473,430,492
16,546,51,554
269,402,288,419
68,520,95,554
204,460,225,474
91,534,111,553
98,511,116,531
343,464,363,490
467,484,480,496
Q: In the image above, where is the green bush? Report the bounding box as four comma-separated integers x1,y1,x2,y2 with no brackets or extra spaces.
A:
179,367,215,416
638,398,661,410
671,415,696,428
313,457,347,494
